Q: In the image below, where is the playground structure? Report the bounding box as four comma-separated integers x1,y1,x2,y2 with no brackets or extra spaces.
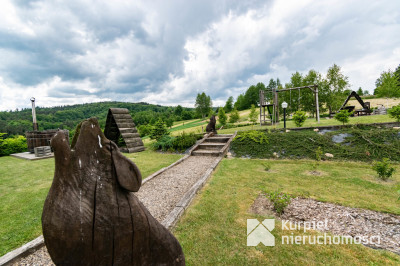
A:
338,91,371,116
260,84,320,125
104,108,145,153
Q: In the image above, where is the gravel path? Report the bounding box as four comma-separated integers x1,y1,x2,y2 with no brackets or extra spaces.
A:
251,195,400,254
12,156,216,265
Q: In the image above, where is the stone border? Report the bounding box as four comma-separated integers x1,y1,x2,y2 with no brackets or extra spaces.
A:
0,236,44,266
0,133,217,265
10,152,54,161
161,157,222,229
162,133,236,229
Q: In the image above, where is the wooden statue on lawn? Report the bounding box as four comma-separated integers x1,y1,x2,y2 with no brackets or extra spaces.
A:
206,115,217,134
42,118,185,265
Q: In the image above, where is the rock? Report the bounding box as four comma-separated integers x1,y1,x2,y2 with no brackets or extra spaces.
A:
393,127,400,130
42,118,185,265
325,153,334,158
285,129,291,133
313,128,319,132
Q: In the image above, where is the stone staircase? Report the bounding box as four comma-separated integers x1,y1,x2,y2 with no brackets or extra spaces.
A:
191,134,235,157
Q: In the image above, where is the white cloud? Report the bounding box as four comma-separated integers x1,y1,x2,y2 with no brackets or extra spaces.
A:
0,0,399,110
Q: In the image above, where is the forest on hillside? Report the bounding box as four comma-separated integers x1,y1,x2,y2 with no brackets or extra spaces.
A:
0,101,197,137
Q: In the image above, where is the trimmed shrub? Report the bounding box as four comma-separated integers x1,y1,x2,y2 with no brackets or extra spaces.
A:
267,191,292,215
138,124,152,137
218,107,227,126
372,158,395,181
388,104,400,122
234,131,268,144
152,133,202,152
293,111,307,127
229,108,240,123
0,134,27,156
152,135,175,151
334,110,353,125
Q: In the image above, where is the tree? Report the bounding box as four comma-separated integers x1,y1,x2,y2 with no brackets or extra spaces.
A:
218,107,227,126
174,105,183,116
334,110,352,125
293,111,307,127
363,90,369,96
249,104,258,123
229,108,240,123
375,69,400,97
395,64,400,89
195,92,212,118
357,87,364,96
224,96,234,113
150,119,169,140
166,118,174,128
388,104,400,122
181,110,193,120
321,64,350,114
234,94,246,110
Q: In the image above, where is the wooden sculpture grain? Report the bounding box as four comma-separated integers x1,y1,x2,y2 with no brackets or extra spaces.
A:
42,118,185,265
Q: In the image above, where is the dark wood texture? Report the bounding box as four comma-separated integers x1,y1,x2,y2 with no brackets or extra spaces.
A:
206,115,217,133
104,108,145,153
26,130,69,153
42,118,185,265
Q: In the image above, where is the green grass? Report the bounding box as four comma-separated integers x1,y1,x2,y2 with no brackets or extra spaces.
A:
0,150,182,256
174,158,400,265
219,114,397,134
169,119,208,133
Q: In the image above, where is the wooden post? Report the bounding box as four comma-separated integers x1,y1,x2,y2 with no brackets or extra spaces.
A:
274,89,279,123
315,85,320,123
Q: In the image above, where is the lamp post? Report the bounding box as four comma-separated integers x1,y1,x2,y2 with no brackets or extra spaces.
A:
281,101,288,129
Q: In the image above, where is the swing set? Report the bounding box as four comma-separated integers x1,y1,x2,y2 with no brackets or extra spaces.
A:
259,84,320,126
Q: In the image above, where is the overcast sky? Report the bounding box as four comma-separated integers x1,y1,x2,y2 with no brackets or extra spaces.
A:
0,0,399,111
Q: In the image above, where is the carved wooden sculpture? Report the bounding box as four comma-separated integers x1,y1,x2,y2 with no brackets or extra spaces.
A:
42,118,185,265
206,115,217,133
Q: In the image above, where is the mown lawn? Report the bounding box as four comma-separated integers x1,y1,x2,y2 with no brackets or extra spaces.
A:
0,150,182,256
174,158,400,265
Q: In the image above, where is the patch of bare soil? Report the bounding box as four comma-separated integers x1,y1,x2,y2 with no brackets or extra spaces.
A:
250,195,400,255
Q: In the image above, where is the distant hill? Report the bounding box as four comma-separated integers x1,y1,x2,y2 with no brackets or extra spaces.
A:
0,101,196,137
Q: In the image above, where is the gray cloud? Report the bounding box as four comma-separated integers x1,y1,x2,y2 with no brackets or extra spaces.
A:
0,0,399,111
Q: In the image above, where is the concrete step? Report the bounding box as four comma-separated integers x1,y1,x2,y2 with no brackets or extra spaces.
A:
204,136,231,143
198,143,225,150
191,149,220,157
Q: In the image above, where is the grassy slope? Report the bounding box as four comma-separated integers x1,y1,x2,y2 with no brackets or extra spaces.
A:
219,114,397,134
0,150,182,256
174,158,400,265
